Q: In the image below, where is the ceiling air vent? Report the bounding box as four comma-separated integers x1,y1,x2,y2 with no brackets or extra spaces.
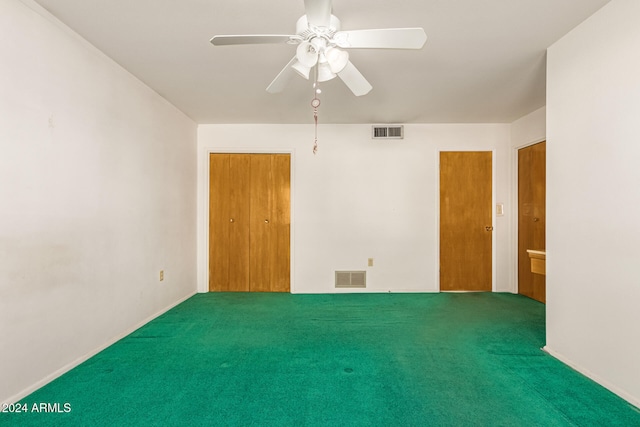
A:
372,125,404,139
335,271,366,288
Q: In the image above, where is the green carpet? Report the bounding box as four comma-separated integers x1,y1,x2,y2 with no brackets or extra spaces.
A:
3,293,639,426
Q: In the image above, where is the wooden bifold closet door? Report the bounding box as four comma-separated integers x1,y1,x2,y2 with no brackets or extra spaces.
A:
209,153,290,292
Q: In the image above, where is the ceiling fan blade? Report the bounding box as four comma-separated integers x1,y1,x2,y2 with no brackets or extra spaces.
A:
304,0,332,28
266,57,298,94
210,35,293,46
334,28,427,49
337,61,372,96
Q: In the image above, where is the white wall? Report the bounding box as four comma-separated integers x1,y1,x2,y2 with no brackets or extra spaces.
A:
198,123,512,294
511,106,546,149
509,107,547,293
546,0,640,406
0,0,198,403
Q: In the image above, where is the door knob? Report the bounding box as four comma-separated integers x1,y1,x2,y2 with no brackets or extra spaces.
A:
485,226,494,231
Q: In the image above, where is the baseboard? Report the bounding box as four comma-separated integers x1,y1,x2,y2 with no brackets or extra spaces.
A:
542,345,640,409
5,291,197,405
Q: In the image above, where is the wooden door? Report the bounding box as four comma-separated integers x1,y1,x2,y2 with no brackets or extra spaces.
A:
518,142,546,303
440,151,493,291
209,153,290,292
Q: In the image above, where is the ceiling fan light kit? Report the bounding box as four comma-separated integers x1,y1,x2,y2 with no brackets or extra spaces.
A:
210,0,427,151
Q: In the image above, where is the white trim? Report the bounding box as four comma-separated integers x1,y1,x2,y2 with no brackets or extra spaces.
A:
492,148,497,292
4,291,196,405
436,149,497,292
543,346,640,409
434,149,441,291
511,137,546,294
197,147,295,294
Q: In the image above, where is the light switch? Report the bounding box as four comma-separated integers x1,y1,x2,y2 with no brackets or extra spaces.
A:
496,203,504,216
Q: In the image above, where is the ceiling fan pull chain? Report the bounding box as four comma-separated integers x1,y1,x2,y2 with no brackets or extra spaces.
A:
312,97,320,154
310,69,321,154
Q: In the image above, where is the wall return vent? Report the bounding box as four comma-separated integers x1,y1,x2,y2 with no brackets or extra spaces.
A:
335,271,367,288
372,125,404,139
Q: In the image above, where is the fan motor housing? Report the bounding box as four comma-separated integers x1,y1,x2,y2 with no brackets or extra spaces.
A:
296,15,341,36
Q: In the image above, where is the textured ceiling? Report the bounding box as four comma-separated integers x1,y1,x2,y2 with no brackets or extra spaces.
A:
31,0,610,124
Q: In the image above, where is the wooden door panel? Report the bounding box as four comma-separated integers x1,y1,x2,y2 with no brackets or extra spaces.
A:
249,155,273,292
440,151,492,291
270,154,291,292
518,142,546,302
209,154,230,291
228,154,251,291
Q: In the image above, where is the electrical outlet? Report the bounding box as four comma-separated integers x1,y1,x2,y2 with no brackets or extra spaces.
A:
159,270,164,281
368,258,374,267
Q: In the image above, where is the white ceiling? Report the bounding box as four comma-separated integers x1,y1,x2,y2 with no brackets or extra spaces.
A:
31,0,610,124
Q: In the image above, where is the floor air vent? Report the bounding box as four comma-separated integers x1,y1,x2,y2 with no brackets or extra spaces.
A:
335,271,366,288
372,125,404,139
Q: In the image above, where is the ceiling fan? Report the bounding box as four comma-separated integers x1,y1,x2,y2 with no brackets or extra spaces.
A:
210,0,427,96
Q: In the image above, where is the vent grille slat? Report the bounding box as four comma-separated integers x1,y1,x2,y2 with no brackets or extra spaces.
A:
335,271,367,288
374,127,387,138
372,125,404,139
388,126,402,138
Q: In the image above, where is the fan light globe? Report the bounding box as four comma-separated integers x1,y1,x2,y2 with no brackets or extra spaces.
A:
317,62,337,82
296,42,319,67
325,47,349,73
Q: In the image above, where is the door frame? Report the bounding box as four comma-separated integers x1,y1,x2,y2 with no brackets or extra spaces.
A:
197,148,295,294
511,137,546,295
436,149,497,292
